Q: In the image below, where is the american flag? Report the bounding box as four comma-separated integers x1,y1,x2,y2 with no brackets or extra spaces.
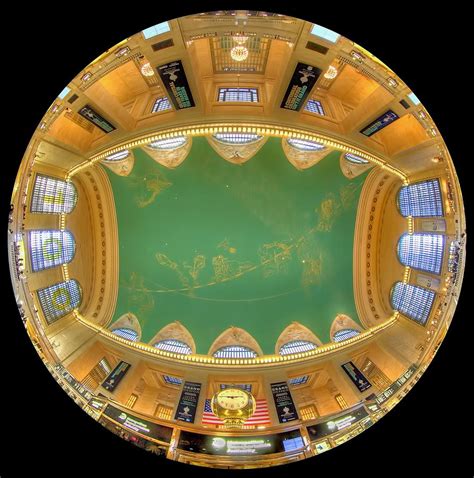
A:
202,399,271,426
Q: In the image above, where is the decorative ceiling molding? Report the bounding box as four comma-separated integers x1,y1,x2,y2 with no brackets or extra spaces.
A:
101,150,135,176
339,152,372,179
148,321,196,353
275,322,323,354
208,326,263,356
329,314,363,341
206,134,267,165
109,312,142,341
142,137,192,168
282,138,332,170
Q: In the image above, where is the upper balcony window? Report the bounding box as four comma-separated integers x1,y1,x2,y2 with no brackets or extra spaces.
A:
142,22,170,39
217,87,259,103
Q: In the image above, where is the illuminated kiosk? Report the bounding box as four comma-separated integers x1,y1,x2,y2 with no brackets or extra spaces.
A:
8,10,465,469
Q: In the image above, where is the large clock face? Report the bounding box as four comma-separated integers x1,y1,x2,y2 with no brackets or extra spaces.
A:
216,389,249,410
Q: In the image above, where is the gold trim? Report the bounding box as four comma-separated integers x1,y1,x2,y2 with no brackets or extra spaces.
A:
66,122,408,181
72,310,397,367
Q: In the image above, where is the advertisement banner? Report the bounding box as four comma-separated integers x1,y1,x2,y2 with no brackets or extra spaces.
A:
101,361,131,392
341,361,372,392
157,60,195,109
360,110,399,137
78,105,116,133
177,429,303,456
103,404,173,443
280,62,321,111
271,382,299,423
175,381,201,423
306,405,369,441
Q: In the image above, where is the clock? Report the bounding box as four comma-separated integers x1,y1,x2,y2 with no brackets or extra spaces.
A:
210,388,256,428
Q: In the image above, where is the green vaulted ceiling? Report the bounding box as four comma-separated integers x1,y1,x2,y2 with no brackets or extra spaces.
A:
104,137,369,354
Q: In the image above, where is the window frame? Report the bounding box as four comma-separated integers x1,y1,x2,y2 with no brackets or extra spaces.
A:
216,86,260,103
397,179,444,218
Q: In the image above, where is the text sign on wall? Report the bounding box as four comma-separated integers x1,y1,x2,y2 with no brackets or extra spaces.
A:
177,429,303,456
341,361,372,392
360,110,399,137
307,405,369,441
271,382,299,423
101,361,131,392
376,364,418,405
103,404,173,443
78,105,116,133
175,381,201,423
280,62,322,111
157,60,195,109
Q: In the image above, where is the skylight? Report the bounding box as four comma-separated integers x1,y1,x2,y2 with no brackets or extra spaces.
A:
310,24,340,43
142,22,171,39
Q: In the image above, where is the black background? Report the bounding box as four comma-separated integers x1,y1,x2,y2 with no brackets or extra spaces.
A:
2,1,471,476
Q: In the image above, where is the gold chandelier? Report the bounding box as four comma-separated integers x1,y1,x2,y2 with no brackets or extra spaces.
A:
230,45,249,62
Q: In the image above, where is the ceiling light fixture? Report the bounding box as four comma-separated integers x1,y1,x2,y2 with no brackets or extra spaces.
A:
324,65,338,79
140,62,155,77
230,45,249,62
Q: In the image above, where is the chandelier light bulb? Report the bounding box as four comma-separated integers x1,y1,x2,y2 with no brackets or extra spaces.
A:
230,45,249,62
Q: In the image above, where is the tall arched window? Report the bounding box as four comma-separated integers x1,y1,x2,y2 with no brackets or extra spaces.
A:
37,279,82,324
148,136,187,150
398,179,443,217
344,153,369,164
28,230,75,272
391,282,435,325
213,133,262,144
398,233,445,274
104,150,130,161
333,329,360,343
279,340,318,355
287,138,326,151
112,328,139,342
213,345,258,359
30,174,77,214
154,339,192,355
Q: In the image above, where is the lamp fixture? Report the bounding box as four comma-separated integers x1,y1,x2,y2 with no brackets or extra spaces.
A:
230,45,249,62
324,65,338,80
140,62,155,77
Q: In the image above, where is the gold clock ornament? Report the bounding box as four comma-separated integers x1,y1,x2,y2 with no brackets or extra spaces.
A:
210,388,256,429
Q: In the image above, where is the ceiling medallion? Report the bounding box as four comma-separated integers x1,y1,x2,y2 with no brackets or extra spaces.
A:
324,65,338,79
230,45,249,62
140,62,155,77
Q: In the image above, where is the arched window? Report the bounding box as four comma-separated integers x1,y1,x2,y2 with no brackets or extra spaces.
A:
37,279,82,324
112,328,139,342
213,133,262,144
398,179,443,217
287,138,326,151
213,345,258,359
344,153,369,164
398,233,445,274
333,329,360,343
279,340,318,355
30,174,77,214
28,230,75,272
148,136,187,150
154,339,192,355
151,96,172,113
104,150,130,161
391,282,435,325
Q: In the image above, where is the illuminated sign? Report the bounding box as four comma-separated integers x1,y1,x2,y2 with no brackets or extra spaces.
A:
157,60,195,110
103,404,173,443
280,62,322,111
55,364,92,401
341,361,372,392
178,430,303,456
307,405,369,441
175,381,201,423
271,382,299,423
101,361,131,392
376,364,418,405
360,110,399,137
78,105,116,133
